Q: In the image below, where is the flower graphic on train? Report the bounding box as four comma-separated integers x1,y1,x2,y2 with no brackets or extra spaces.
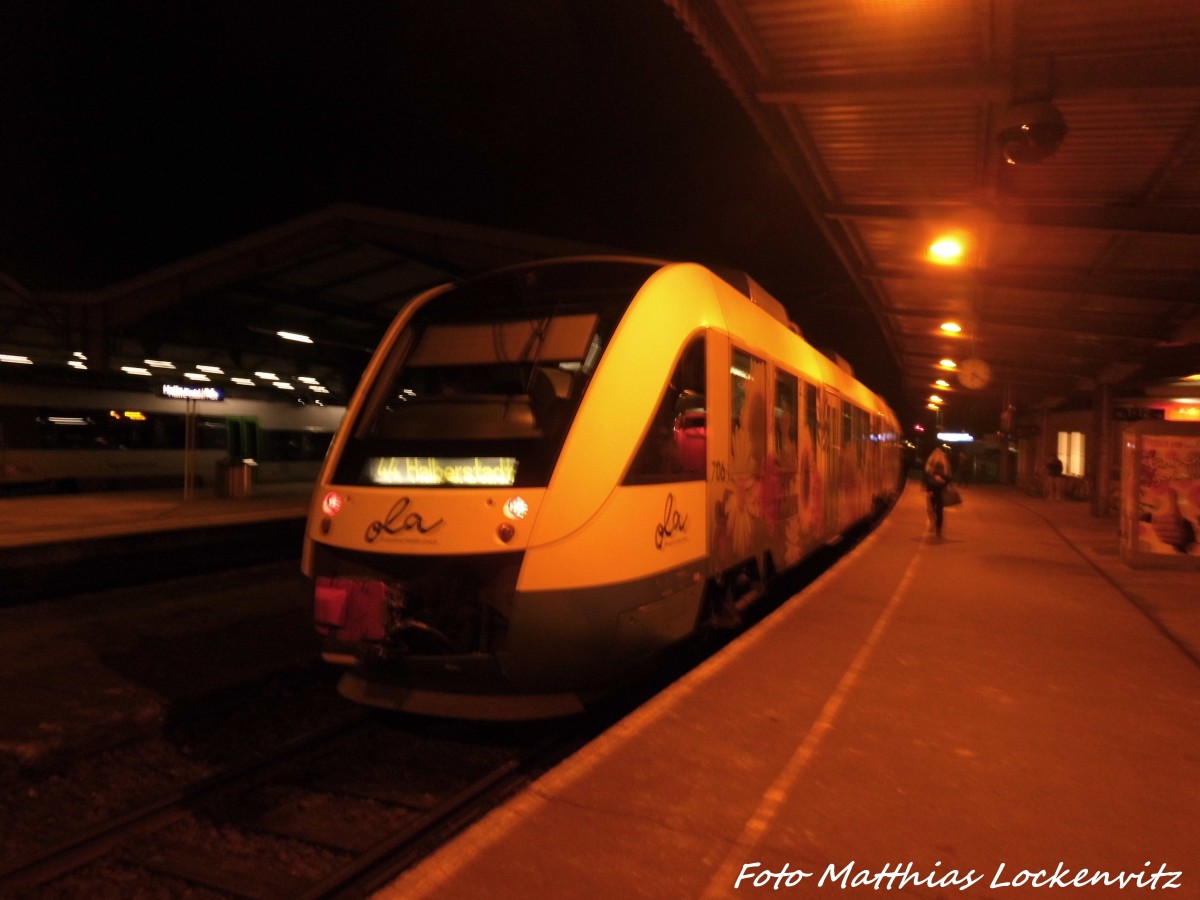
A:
760,454,782,535
783,515,805,566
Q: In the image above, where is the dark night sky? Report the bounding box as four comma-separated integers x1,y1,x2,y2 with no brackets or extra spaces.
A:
0,0,902,404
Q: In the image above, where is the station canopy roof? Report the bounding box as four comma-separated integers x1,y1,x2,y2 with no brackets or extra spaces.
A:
664,0,1200,433
4,2,1200,435
0,204,619,406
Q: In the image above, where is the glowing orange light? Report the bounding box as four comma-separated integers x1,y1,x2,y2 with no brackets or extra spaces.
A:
940,322,962,334
939,359,958,369
934,379,951,388
928,235,966,265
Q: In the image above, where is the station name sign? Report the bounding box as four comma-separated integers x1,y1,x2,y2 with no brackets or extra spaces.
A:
162,384,225,401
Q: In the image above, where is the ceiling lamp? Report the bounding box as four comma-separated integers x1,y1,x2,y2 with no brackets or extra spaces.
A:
940,322,962,334
927,236,966,265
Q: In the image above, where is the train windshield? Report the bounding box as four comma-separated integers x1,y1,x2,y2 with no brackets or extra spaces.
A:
332,259,662,487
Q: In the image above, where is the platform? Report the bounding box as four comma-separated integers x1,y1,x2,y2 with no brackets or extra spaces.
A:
0,482,313,602
380,484,1200,899
0,482,312,549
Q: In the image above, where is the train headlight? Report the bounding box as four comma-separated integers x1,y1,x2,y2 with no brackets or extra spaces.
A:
322,491,344,517
502,496,529,520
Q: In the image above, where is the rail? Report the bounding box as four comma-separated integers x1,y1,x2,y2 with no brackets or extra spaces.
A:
0,714,573,899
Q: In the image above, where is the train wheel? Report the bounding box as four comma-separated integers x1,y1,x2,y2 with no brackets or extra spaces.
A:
700,563,764,630
701,578,742,630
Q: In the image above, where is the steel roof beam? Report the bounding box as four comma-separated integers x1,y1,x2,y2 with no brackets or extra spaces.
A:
756,48,1200,105
867,265,1199,305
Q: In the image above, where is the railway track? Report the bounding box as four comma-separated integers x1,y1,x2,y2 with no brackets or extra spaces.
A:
1,513,874,899
1,712,577,899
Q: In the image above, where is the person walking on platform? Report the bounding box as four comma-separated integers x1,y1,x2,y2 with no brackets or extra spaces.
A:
1046,455,1065,500
924,447,952,538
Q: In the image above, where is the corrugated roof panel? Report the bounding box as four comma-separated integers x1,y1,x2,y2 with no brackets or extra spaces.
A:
803,102,982,201
987,224,1112,270
743,0,986,78
1109,234,1200,275
1016,0,1200,55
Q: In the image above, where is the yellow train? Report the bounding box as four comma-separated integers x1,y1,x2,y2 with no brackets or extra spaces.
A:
303,257,902,718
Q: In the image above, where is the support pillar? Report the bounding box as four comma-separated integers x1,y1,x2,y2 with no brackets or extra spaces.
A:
1091,383,1113,518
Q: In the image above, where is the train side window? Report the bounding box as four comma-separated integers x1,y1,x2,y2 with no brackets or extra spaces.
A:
855,407,868,465
804,382,819,449
0,408,39,449
775,369,799,471
624,336,706,484
731,347,767,483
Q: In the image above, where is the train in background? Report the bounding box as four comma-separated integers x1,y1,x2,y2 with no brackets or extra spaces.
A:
0,384,343,494
304,257,903,719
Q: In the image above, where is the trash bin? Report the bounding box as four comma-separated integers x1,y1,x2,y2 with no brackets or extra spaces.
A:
215,460,254,498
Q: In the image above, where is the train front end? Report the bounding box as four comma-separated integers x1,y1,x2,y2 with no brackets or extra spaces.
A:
302,259,664,719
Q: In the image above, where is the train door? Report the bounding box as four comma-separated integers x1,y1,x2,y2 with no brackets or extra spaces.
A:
822,391,842,532
839,400,855,527
801,381,821,550
771,367,802,567
719,346,769,565
852,405,868,520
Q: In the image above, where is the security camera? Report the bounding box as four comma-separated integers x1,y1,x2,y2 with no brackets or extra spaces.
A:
995,100,1067,165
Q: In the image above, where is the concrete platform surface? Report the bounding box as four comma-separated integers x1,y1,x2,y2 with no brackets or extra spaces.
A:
0,482,313,549
380,484,1200,899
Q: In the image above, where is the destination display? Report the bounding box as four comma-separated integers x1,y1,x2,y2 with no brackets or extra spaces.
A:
369,456,518,486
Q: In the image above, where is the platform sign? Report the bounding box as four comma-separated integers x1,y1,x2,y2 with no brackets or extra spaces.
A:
161,384,225,497
162,384,225,401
